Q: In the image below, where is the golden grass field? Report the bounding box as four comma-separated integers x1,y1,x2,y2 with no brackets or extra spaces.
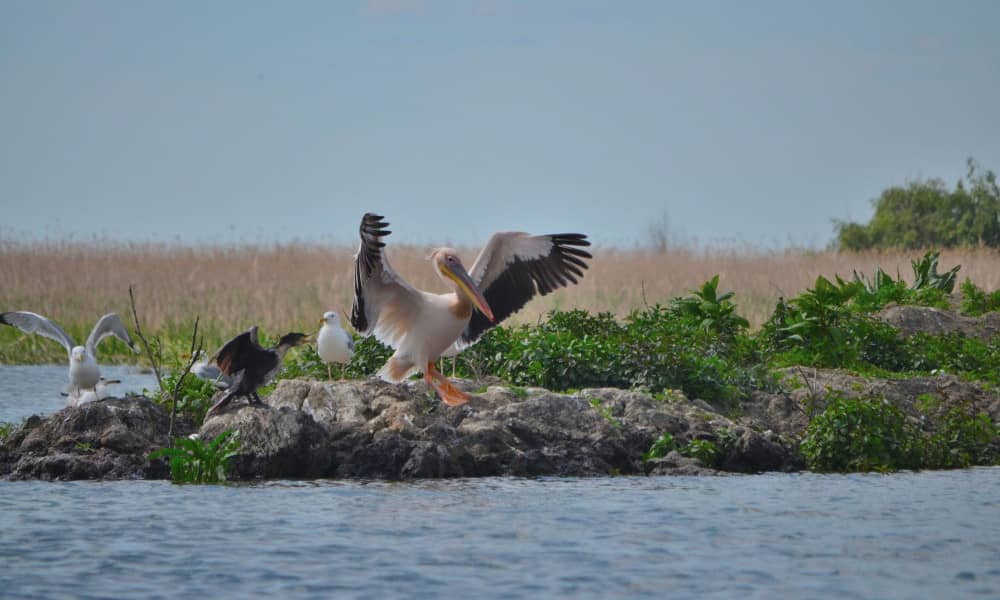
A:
1,239,998,362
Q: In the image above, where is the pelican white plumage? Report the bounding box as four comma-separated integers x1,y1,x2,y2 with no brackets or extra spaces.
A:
317,311,354,381
0,311,137,398
350,212,591,405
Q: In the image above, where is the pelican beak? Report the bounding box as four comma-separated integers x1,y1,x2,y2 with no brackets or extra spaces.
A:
443,262,495,322
318,318,325,326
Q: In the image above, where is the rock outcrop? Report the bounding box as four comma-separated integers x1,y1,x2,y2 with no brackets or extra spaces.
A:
0,397,190,481
877,305,1000,341
740,367,1000,438
0,381,802,481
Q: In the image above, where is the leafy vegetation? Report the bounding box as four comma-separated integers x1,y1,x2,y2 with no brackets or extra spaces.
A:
149,430,241,484
835,159,1000,250
800,394,923,472
801,394,998,473
670,275,749,338
0,421,17,444
588,397,622,429
643,432,677,461
959,278,1000,317
678,439,722,467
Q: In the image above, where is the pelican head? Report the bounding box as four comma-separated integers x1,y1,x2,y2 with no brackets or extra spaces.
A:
432,248,495,322
70,345,86,363
320,311,340,326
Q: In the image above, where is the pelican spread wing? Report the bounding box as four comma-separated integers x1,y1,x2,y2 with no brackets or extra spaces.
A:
457,232,591,348
0,311,75,354
86,313,136,357
350,213,422,349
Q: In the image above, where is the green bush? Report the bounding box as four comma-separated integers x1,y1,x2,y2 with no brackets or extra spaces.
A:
923,408,999,468
149,429,241,484
835,159,1000,250
960,278,1000,317
643,432,677,461
155,370,219,424
679,439,721,467
670,275,749,338
800,394,922,472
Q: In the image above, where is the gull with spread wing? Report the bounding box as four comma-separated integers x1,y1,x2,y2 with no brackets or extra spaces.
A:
0,311,137,398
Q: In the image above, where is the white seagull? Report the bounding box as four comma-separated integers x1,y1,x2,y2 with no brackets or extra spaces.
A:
317,311,354,381
189,349,234,389
63,378,121,407
0,311,137,398
350,212,591,405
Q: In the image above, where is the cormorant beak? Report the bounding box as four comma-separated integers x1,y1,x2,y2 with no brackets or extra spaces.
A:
442,262,495,322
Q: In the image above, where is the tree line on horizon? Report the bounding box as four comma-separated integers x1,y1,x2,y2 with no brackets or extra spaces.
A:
835,158,1000,251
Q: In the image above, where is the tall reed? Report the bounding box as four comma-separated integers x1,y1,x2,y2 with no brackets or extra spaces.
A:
1,239,997,363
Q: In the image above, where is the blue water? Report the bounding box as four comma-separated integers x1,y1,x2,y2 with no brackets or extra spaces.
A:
1,471,998,598
0,364,157,423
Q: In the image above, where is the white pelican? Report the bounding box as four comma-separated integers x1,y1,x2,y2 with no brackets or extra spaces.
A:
205,327,310,416
0,311,137,397
317,311,354,381
350,212,591,405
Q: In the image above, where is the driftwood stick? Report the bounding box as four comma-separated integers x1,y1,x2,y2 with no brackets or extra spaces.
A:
128,284,165,395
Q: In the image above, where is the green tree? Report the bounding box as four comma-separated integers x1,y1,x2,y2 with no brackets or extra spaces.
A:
835,159,1000,250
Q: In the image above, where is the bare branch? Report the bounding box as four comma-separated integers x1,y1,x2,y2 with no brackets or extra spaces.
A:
168,316,203,436
128,284,165,395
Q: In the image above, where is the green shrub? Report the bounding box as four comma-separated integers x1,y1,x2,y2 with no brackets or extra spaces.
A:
155,370,219,424
800,394,922,472
671,275,750,338
149,429,241,484
960,278,1000,317
643,432,677,461
923,408,999,468
588,397,622,429
0,421,17,444
679,439,721,467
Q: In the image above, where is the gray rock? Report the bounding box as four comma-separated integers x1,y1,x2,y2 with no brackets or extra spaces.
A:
2,380,808,481
743,367,1000,438
877,305,1000,341
199,404,333,479
0,397,182,481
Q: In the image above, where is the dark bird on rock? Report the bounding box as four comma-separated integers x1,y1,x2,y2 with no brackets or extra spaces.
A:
205,327,309,417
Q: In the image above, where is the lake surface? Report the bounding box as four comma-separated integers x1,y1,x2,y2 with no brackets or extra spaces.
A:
1,366,998,597
1,471,998,599
0,364,157,423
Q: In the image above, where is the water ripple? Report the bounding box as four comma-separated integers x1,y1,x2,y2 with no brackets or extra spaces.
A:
1,469,998,598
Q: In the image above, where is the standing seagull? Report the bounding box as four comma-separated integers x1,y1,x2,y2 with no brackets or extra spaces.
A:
351,212,591,406
205,326,309,416
317,311,354,381
0,311,137,397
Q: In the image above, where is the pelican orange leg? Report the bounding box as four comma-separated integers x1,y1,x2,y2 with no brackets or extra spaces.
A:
424,361,469,406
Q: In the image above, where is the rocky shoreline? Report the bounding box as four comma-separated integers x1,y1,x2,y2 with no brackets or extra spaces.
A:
3,369,997,481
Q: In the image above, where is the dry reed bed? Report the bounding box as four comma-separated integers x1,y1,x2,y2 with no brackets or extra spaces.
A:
1,241,998,344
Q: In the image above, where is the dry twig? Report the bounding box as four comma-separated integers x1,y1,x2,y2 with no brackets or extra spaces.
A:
128,284,165,394
168,316,203,436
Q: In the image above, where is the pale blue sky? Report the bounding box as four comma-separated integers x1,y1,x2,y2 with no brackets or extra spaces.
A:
2,0,999,248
